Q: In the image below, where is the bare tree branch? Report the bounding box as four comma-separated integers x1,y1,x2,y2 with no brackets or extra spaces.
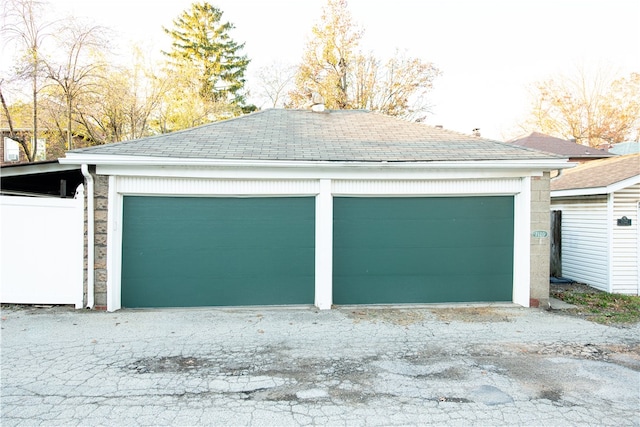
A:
524,68,640,146
2,0,56,161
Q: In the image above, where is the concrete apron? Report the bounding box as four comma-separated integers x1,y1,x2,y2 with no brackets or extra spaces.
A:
1,305,638,426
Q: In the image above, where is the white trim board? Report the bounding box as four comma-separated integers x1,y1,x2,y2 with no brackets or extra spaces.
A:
105,176,532,311
551,175,640,198
61,154,572,173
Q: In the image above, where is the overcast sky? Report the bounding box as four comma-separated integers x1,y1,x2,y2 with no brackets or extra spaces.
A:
33,0,640,140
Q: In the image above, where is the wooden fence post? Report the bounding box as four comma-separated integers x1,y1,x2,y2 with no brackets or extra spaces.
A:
550,210,562,277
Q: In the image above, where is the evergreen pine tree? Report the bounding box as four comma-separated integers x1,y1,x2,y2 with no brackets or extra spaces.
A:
163,2,252,110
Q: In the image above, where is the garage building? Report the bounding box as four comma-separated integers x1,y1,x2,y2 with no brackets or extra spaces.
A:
61,109,570,311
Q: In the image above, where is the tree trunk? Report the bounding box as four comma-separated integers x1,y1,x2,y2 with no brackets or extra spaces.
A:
0,86,32,161
31,65,37,162
67,96,72,150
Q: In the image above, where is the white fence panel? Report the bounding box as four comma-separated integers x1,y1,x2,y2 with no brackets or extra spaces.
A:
1,190,84,307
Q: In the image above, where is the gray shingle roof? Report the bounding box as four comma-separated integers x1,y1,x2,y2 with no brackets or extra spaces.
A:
70,109,562,162
509,132,613,158
551,153,640,191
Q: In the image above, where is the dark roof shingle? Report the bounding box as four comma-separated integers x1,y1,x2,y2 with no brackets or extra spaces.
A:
509,132,613,158
551,153,640,191
70,109,562,162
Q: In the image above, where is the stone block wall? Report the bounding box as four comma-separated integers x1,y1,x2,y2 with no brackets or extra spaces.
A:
93,173,109,309
529,172,551,308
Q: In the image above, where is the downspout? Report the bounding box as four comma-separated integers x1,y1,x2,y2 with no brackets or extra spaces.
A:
81,164,95,309
606,193,614,293
551,168,563,181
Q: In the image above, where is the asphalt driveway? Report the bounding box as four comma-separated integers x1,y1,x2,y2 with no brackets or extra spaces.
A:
1,304,639,426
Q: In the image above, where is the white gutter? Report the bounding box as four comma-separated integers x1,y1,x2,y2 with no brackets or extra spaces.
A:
551,175,640,198
551,187,610,198
0,162,80,177
81,164,95,309
550,168,563,181
60,154,574,171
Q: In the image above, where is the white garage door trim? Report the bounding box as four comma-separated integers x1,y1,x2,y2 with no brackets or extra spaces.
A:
104,175,531,311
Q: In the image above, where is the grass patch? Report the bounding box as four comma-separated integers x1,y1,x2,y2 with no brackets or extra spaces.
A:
551,287,640,324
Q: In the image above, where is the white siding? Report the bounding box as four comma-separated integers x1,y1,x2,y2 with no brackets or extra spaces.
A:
116,176,319,195
332,178,522,195
611,184,639,295
551,196,609,291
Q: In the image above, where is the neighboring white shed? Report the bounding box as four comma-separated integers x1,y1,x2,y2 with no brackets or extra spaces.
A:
551,154,640,295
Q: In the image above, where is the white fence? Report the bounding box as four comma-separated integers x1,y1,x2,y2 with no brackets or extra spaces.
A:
1,187,84,308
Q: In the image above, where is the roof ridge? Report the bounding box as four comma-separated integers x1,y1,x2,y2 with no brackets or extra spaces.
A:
64,108,565,162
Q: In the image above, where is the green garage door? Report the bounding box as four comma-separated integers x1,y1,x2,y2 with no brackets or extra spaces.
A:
333,197,514,304
121,196,315,308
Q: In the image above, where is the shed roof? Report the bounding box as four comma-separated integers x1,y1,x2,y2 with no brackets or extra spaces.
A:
551,153,640,192
509,132,613,158
68,109,561,162
0,160,82,197
609,141,639,155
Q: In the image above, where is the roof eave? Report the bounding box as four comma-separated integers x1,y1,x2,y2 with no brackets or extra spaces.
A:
60,153,573,171
551,187,610,197
0,160,80,177
551,174,640,197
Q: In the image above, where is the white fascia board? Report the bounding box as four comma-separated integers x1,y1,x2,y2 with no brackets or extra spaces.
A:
60,154,572,177
93,163,560,181
551,187,608,198
608,174,640,193
551,174,640,198
1,162,80,177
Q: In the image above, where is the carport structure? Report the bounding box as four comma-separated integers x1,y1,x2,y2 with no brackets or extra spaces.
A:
60,108,570,311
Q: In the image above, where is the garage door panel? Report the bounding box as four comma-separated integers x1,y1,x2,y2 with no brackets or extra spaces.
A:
338,224,512,249
334,196,514,304
335,246,513,276
127,248,315,279
338,216,513,248
122,196,315,308
128,280,311,308
339,197,511,219
334,273,513,304
149,229,313,251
